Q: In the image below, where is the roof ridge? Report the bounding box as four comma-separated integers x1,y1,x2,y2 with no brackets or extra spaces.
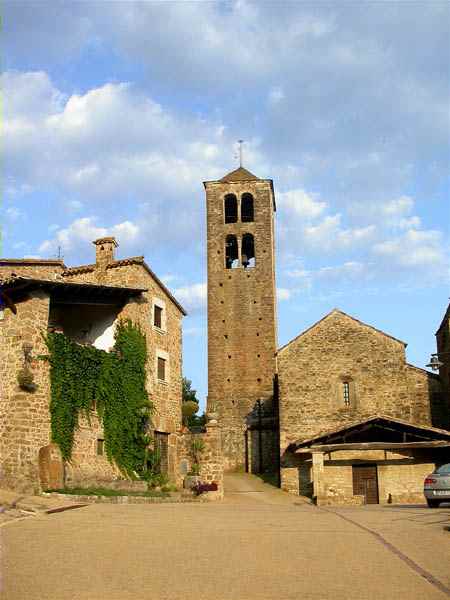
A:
278,308,406,353
435,301,450,335
406,362,440,377
219,166,259,182
0,258,65,266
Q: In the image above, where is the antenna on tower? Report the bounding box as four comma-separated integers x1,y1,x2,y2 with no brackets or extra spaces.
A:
56,246,63,261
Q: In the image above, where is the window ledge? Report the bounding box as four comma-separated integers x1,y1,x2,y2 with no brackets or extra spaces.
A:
157,379,169,386
153,326,167,335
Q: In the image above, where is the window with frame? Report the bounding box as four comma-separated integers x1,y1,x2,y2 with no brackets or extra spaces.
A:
343,381,351,407
97,439,104,456
154,305,163,329
157,356,166,381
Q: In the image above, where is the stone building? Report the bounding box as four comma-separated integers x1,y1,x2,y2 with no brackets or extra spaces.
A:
0,237,187,492
203,166,449,505
435,301,450,414
204,167,278,472
277,309,449,504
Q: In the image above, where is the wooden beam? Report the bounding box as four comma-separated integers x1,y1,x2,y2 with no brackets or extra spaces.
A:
295,441,450,453
51,299,123,306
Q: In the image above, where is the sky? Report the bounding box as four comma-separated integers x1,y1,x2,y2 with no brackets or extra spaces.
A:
2,1,450,408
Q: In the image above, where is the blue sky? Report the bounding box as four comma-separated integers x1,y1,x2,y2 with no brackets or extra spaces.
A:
3,1,450,408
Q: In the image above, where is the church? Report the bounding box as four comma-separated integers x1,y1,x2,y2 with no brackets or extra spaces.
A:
203,165,450,505
1,165,449,506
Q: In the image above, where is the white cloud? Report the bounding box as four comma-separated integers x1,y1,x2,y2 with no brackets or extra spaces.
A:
38,217,140,255
3,72,239,199
173,283,207,313
111,221,140,243
303,214,376,251
382,196,414,217
317,261,368,281
399,216,421,230
373,228,445,268
183,326,203,337
160,274,182,286
278,189,327,219
286,269,310,279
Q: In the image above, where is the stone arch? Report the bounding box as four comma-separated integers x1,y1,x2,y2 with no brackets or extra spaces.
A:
241,193,254,222
224,194,238,224
242,233,255,268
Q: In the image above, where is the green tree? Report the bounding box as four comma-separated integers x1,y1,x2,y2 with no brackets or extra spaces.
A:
181,377,206,428
182,377,198,403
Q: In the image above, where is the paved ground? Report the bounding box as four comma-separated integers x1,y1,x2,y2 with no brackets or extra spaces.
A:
2,474,450,600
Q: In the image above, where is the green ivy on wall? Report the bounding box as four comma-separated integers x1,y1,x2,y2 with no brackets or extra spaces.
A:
44,320,156,480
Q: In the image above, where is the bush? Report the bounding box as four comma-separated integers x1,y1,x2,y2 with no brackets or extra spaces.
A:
17,367,36,391
182,400,199,425
192,481,218,496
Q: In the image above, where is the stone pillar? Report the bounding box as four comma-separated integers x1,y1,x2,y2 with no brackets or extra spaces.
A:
312,451,325,505
200,422,224,499
38,444,64,491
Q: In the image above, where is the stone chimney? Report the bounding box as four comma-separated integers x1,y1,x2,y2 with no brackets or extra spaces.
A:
93,237,118,271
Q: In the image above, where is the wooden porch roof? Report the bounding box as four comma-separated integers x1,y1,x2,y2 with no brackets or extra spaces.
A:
289,415,450,453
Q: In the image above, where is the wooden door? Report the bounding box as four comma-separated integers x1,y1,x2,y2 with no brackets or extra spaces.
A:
352,465,379,504
154,431,169,474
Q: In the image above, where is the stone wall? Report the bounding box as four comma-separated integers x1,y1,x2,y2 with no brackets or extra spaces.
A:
0,291,52,492
65,412,122,487
283,448,441,506
61,256,184,488
205,172,277,471
63,261,183,437
436,303,450,425
176,423,223,498
0,242,184,492
0,260,63,280
314,449,437,506
278,310,443,495
406,364,447,428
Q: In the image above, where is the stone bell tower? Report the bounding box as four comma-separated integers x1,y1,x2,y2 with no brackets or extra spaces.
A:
204,167,278,471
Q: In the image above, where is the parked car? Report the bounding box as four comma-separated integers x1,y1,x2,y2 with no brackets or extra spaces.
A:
424,463,450,507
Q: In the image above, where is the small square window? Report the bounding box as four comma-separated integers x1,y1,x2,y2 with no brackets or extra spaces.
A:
154,305,163,329
97,439,104,456
157,357,166,381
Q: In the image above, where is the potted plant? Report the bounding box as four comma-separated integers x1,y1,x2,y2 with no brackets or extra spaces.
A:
17,367,37,392
183,437,205,489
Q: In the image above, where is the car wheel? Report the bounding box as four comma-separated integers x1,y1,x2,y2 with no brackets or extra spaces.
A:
426,499,440,508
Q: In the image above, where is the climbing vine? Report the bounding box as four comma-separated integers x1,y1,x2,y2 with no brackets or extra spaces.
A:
44,320,155,479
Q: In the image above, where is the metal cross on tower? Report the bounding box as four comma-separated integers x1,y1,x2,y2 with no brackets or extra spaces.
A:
238,139,244,167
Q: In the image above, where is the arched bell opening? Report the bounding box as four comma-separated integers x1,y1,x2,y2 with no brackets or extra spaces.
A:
242,233,255,268
225,235,239,269
224,194,238,224
241,193,254,222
